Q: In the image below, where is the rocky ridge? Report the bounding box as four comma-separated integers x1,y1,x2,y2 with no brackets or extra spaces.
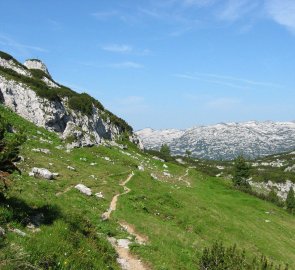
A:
0,51,138,148
137,121,295,160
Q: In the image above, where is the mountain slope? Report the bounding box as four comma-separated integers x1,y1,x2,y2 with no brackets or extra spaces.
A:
0,106,294,269
137,121,295,160
0,51,138,148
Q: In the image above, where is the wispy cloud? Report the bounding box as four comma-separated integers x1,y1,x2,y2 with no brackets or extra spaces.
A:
0,34,48,56
102,44,133,53
108,61,144,69
175,72,282,89
101,44,151,55
218,0,259,22
265,0,295,33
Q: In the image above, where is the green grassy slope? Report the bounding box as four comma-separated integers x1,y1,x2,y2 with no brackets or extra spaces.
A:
0,105,295,269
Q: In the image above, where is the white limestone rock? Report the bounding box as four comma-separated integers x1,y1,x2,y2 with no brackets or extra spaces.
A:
0,57,31,77
67,166,76,171
138,165,145,171
284,164,295,172
32,148,51,154
24,59,50,75
30,167,55,180
95,192,104,199
75,184,92,196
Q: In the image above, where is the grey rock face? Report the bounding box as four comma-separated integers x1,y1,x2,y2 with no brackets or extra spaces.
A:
0,55,137,148
24,59,50,75
0,74,124,147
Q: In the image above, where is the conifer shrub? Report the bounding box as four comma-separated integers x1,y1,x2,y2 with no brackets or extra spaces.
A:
232,156,251,189
199,242,288,270
0,114,26,193
286,187,295,214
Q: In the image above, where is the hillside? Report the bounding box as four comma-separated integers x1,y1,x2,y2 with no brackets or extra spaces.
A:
0,106,295,269
0,51,138,149
137,121,295,160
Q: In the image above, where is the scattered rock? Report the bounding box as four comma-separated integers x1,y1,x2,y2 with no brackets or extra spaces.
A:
9,228,27,237
0,227,5,237
40,138,53,144
284,164,295,172
80,158,87,161
151,173,158,180
30,167,56,180
138,165,145,171
75,184,92,196
163,164,168,169
104,157,111,161
32,148,51,154
163,172,171,177
117,239,132,249
95,192,104,199
90,163,97,166
67,166,76,171
153,156,164,162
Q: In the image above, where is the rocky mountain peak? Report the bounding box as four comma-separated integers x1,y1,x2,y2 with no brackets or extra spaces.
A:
24,59,50,76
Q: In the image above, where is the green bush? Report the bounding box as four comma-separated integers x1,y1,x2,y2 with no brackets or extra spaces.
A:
233,156,251,189
0,51,14,61
199,241,288,270
286,188,295,214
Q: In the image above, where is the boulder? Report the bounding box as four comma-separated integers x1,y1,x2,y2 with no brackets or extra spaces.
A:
95,192,104,199
138,165,145,171
30,167,55,180
67,166,76,171
75,184,92,196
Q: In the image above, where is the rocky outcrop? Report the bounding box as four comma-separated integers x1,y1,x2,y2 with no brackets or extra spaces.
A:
0,53,140,147
24,59,50,76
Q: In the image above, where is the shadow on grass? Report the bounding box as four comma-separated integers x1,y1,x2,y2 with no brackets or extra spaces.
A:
0,193,62,226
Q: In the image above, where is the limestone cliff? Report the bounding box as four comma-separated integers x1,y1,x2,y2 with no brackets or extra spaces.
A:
0,51,141,148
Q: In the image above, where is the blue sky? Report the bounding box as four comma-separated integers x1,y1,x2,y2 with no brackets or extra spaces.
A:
0,0,295,130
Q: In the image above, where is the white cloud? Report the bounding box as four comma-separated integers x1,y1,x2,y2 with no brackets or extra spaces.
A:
108,61,144,69
265,0,295,32
101,44,151,55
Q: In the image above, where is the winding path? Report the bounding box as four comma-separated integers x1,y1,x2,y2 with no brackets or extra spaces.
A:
178,168,191,187
102,172,149,270
101,172,134,220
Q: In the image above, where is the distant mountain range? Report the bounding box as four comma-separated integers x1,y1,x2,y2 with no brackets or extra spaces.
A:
136,121,295,160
